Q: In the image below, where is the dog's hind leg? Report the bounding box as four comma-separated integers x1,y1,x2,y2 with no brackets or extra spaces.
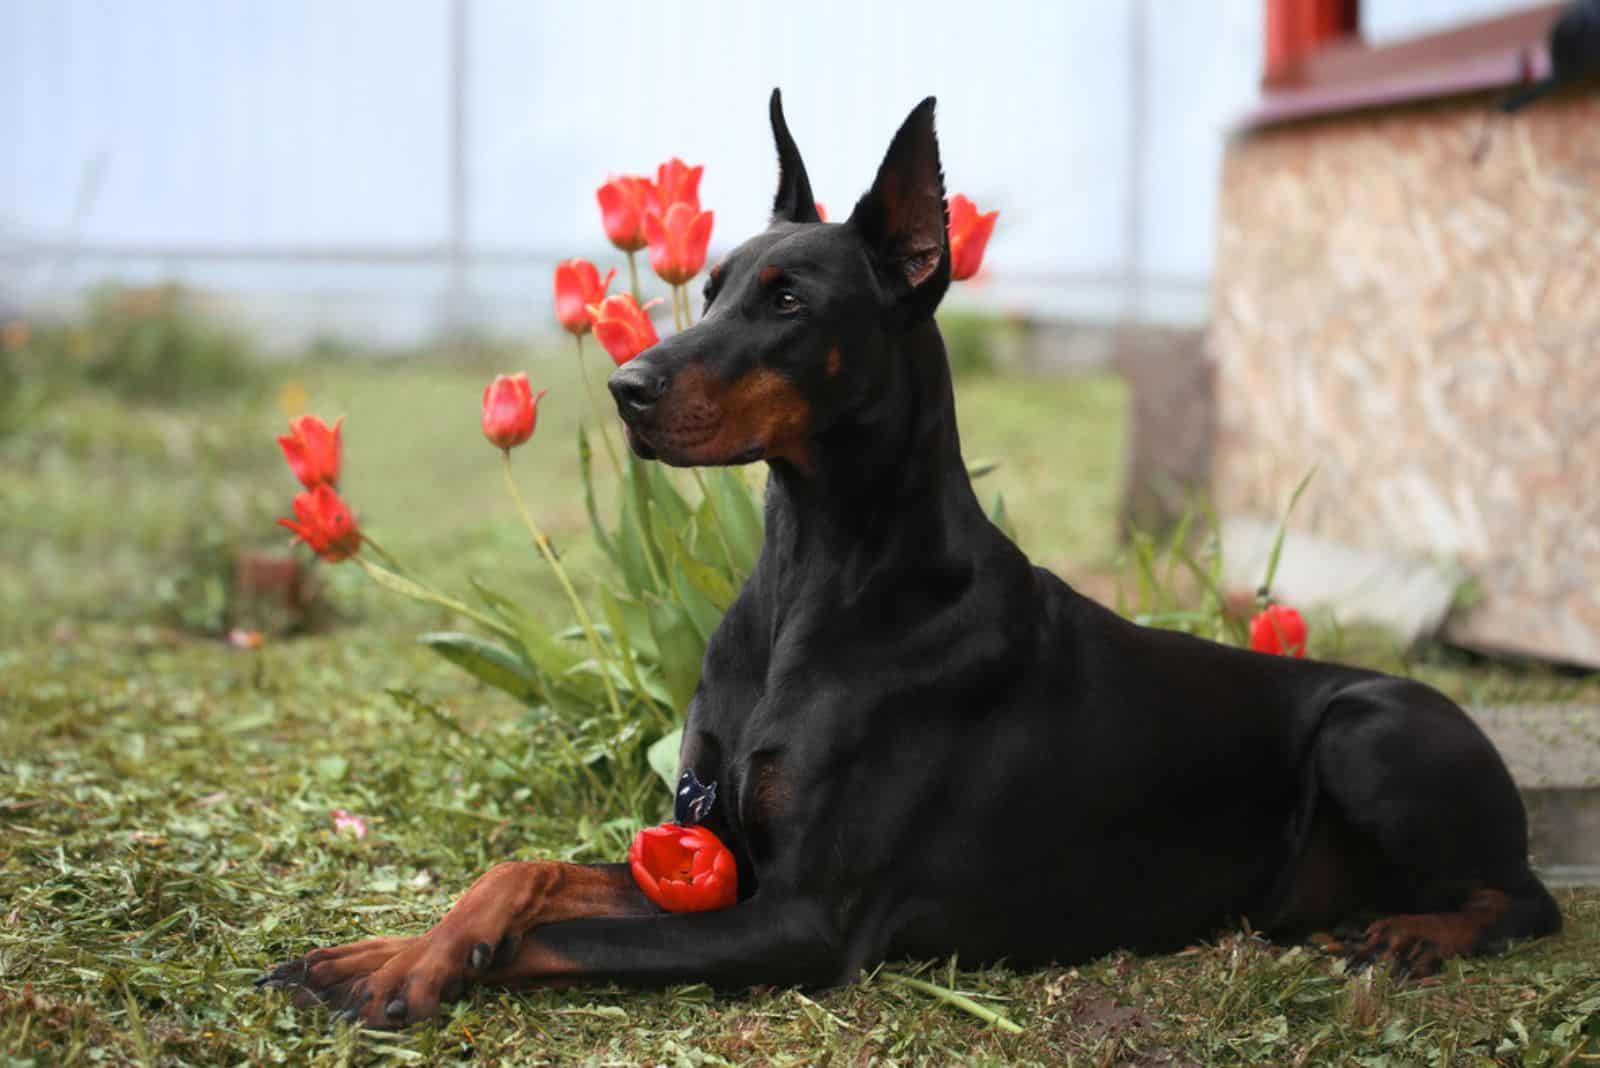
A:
1309,678,1561,975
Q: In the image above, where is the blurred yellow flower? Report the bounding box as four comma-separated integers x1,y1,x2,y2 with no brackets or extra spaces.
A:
277,380,308,418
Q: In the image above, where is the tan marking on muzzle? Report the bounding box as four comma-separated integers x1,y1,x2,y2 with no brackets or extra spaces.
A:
657,363,813,474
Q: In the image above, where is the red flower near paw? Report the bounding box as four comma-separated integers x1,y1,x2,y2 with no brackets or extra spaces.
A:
276,414,343,489
629,822,737,912
947,193,999,282
553,258,616,337
481,372,546,451
1249,604,1307,657
277,484,361,562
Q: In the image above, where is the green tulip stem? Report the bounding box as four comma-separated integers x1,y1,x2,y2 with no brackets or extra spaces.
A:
356,531,409,576
575,334,624,484
626,453,669,594
879,972,1024,1034
626,250,641,303
500,451,626,725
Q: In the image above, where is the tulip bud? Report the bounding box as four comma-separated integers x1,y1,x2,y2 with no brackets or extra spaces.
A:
276,414,343,489
596,175,656,253
1249,604,1308,657
653,157,704,214
642,203,715,287
553,258,616,336
947,193,999,282
277,484,361,562
586,294,662,366
481,373,545,451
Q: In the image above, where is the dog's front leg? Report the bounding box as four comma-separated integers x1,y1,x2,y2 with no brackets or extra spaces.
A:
260,861,843,1029
259,861,654,1026
480,892,843,995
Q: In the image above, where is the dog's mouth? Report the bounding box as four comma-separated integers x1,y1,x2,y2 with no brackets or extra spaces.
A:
625,418,763,468
617,363,811,471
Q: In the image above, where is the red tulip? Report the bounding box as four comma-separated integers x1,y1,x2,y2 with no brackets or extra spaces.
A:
587,294,662,365
481,372,546,451
629,822,737,912
947,193,999,282
277,484,361,562
553,258,616,336
596,174,656,252
654,157,703,213
1249,604,1308,657
643,202,715,286
276,414,342,489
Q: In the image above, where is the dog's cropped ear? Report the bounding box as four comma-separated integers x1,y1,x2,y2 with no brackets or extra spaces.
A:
769,89,821,224
849,97,950,318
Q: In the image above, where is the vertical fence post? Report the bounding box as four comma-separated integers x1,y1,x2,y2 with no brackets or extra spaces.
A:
445,0,470,346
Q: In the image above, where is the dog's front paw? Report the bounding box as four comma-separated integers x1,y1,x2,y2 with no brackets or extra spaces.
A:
257,935,426,1026
258,927,524,1028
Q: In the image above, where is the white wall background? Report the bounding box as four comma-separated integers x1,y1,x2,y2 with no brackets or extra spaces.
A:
18,0,1522,343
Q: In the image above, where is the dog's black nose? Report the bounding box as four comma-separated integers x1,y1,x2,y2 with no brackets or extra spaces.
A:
608,365,666,417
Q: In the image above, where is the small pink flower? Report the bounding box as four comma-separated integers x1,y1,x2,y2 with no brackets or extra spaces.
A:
331,809,368,839
227,628,265,650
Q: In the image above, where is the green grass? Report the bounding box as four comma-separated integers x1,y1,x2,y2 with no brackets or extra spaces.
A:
3,351,1598,1064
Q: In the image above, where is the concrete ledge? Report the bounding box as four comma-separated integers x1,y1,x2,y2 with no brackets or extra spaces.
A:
1221,517,1463,642
1469,704,1600,876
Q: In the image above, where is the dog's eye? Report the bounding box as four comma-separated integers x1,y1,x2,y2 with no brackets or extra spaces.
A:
773,289,802,314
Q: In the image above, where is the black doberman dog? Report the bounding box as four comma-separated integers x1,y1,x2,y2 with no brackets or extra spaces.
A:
260,91,1561,1028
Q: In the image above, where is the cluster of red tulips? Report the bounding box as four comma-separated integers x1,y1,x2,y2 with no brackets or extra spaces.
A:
275,415,359,562
553,156,1002,369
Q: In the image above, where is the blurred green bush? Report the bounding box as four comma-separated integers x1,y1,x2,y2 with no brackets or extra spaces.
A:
937,307,1019,377
1,283,258,431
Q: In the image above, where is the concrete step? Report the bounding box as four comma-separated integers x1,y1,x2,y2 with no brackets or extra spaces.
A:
1468,704,1600,885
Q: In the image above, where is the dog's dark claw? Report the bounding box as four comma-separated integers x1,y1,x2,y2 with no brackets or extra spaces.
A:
385,997,407,1021
255,960,306,989
470,941,492,972
332,991,372,1027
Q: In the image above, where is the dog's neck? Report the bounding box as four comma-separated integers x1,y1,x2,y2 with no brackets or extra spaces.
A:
757,319,995,616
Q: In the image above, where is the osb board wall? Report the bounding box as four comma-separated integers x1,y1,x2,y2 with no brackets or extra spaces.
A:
1210,92,1600,667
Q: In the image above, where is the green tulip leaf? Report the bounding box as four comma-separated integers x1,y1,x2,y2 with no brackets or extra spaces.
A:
707,468,763,572
988,491,1016,541
468,577,584,682
966,456,1000,480
647,726,683,793
419,631,541,703
646,599,703,713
